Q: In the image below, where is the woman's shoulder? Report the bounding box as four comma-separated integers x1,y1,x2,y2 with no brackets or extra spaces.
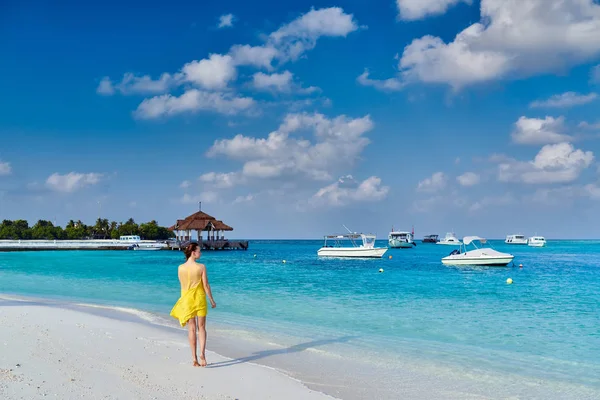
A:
194,262,206,270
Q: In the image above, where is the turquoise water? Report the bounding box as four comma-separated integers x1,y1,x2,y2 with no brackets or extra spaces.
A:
1,240,600,398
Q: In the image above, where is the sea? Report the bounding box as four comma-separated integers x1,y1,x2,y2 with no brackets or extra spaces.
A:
1,240,599,399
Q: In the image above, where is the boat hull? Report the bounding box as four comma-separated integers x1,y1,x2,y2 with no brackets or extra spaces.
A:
441,256,514,266
437,241,462,246
133,246,162,251
388,239,414,248
505,241,528,245
317,247,388,258
528,242,546,247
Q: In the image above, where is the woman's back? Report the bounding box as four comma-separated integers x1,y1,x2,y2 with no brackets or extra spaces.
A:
178,262,205,294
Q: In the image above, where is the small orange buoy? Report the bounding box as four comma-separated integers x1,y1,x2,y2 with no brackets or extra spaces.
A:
388,255,392,259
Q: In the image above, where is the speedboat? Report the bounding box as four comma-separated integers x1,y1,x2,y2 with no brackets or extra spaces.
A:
388,231,416,248
528,236,546,247
505,234,528,245
120,235,167,251
422,234,439,243
441,236,514,266
437,232,462,246
318,232,388,258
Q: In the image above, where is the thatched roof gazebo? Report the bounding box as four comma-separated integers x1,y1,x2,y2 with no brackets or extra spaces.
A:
169,209,246,250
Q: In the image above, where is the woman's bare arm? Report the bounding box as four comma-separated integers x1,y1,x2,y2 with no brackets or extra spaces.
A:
201,265,216,308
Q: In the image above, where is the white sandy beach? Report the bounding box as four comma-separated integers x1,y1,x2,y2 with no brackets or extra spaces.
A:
0,304,335,400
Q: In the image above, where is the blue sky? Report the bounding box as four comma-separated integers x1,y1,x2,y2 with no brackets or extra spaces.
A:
2,0,600,239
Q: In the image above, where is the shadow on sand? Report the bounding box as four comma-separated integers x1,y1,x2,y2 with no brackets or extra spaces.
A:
207,336,357,368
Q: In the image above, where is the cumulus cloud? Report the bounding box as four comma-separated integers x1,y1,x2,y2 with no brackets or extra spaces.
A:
205,112,374,182
181,54,237,90
199,172,243,189
96,73,176,95
529,92,597,108
45,172,102,193
417,172,447,192
511,116,573,145
134,89,255,119
457,172,480,186
218,14,234,29
0,161,11,176
357,70,404,91
496,142,594,184
101,7,360,119
396,0,471,21
367,1,600,90
180,180,192,189
252,71,319,94
310,175,389,206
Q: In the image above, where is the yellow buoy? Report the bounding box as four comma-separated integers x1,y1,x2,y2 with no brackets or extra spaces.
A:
388,255,392,259
379,268,384,273
506,278,513,284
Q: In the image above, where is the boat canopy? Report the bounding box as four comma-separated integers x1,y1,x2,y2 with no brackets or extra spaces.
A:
324,233,373,239
463,236,486,245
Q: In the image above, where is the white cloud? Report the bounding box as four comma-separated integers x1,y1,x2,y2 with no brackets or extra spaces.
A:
469,193,516,212
511,116,573,145
96,77,115,95
497,142,594,184
269,7,359,62
310,175,389,206
0,161,11,176
233,194,254,204
45,172,102,193
180,192,219,204
375,1,600,89
199,172,243,188
396,0,471,21
98,73,176,96
181,54,237,90
218,14,234,29
134,89,255,119
206,112,374,182
529,92,597,108
180,180,191,189
252,71,319,94
417,172,447,192
229,45,279,70
578,121,600,130
457,172,480,186
357,70,404,91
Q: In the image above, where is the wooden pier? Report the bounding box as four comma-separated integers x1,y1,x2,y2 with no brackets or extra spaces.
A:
167,239,249,251
168,208,248,251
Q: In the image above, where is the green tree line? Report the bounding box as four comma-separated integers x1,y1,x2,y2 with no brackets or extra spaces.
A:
0,218,175,241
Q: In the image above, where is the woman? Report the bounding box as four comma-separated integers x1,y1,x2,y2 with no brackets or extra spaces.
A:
170,243,216,367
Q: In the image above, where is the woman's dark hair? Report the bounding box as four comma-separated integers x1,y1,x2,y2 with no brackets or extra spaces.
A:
184,243,199,260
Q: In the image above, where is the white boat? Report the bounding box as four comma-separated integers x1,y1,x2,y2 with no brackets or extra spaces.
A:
437,232,462,246
505,234,528,245
388,231,416,248
318,232,388,258
119,235,166,251
441,236,514,266
528,236,546,247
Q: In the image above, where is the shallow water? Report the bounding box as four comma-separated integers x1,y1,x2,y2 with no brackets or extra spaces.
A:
1,240,599,399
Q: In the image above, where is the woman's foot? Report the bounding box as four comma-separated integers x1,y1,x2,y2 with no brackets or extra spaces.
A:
193,360,201,367
199,356,207,367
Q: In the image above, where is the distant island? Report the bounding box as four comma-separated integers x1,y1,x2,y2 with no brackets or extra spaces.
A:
0,218,175,241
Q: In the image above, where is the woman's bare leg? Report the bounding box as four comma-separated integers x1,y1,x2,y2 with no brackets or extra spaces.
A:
198,316,207,366
187,317,200,366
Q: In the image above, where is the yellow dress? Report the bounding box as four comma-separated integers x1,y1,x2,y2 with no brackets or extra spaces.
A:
170,264,207,327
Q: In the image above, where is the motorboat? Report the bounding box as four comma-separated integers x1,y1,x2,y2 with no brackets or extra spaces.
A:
441,236,514,266
422,234,439,243
388,231,416,248
505,234,528,245
437,232,462,246
120,235,167,251
318,231,388,258
528,236,546,247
